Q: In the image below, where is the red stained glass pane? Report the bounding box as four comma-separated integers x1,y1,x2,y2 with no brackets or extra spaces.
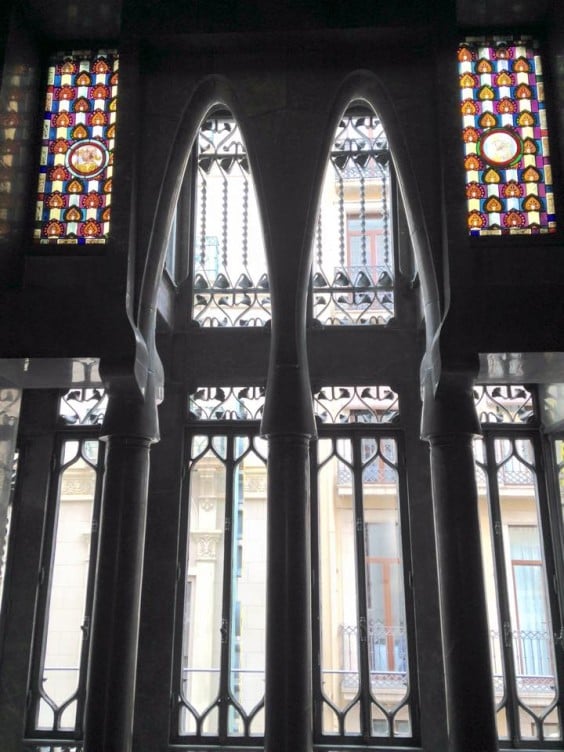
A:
34,50,118,245
459,37,556,237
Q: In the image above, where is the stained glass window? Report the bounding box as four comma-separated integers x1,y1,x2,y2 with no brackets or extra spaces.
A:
34,50,118,244
459,37,556,236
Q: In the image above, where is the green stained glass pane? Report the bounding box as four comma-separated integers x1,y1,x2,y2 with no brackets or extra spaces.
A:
34,50,118,245
459,37,556,237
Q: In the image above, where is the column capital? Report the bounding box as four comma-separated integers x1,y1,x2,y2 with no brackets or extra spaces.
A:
421,366,481,441
261,364,316,439
100,374,160,443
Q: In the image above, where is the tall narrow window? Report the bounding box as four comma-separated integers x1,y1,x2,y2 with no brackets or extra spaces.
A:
34,50,118,244
311,386,414,741
473,385,563,742
459,37,556,236
26,389,106,741
173,387,267,742
313,106,395,326
191,112,269,327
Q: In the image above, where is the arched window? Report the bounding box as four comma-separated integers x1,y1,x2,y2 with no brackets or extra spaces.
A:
184,110,269,327
312,104,396,326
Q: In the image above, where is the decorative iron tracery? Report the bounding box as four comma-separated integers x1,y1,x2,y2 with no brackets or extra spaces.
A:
473,384,534,424
313,385,400,425
192,114,270,327
188,386,265,421
313,109,395,327
58,388,107,426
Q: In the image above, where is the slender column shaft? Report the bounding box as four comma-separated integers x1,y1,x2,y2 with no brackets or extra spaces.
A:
423,379,498,752
265,435,312,752
83,433,151,752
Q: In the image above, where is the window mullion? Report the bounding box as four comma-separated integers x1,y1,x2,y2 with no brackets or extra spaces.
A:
351,433,372,738
73,440,104,737
218,436,236,740
310,438,324,740
26,433,65,736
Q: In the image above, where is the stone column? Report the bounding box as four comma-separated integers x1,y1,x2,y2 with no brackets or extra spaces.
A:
422,372,498,752
245,93,322,752
263,433,312,752
83,383,158,752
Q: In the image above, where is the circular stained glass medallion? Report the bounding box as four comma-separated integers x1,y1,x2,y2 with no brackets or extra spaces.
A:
66,139,109,179
478,128,522,168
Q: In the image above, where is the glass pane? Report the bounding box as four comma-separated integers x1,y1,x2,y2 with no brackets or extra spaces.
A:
0,448,18,610
495,438,558,739
473,444,506,725
192,112,269,327
318,438,360,720
317,434,411,740
555,439,564,526
179,433,266,739
34,51,118,244
180,437,226,734
313,106,395,326
362,438,409,721
0,388,21,612
229,437,267,727
459,37,556,236
36,439,98,731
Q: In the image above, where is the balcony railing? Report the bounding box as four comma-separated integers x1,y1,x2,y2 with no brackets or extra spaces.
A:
489,627,556,694
338,460,396,485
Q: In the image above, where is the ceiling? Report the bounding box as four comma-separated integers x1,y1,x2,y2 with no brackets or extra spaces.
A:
17,0,555,40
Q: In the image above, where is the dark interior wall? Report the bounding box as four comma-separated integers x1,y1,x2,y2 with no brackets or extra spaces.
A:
0,6,41,288
0,0,562,385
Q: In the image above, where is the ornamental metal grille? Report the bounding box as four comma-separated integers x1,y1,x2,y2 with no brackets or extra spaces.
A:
26,433,103,739
459,37,556,236
191,113,269,327
313,386,399,425
173,432,268,741
312,107,395,326
34,50,118,244
473,394,563,742
58,388,107,426
188,386,265,421
473,384,534,424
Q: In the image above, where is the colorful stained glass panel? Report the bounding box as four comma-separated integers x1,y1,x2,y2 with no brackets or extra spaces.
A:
34,50,118,244
459,37,556,236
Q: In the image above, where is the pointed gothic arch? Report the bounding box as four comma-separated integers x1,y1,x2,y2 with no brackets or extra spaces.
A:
322,72,441,351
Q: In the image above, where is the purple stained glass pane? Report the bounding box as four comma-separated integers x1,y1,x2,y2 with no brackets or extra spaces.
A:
459,37,556,236
34,50,118,245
